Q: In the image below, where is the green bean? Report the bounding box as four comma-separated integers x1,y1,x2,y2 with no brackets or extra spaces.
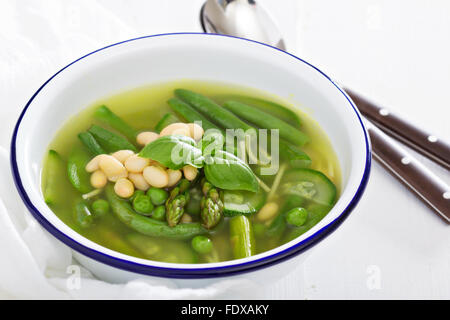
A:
175,89,310,166
147,187,168,206
229,215,255,259
88,125,137,153
132,193,154,215
105,184,206,240
78,132,105,155
223,101,309,146
175,89,253,131
154,112,181,133
91,199,110,216
73,201,93,228
213,94,301,127
167,98,222,132
43,150,64,205
286,207,308,227
94,105,138,141
191,235,213,254
67,147,93,194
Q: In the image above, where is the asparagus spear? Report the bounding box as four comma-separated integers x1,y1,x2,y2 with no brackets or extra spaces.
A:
165,186,189,227
200,179,224,229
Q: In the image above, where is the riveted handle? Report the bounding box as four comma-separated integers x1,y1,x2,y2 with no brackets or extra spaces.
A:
346,88,450,170
369,125,450,223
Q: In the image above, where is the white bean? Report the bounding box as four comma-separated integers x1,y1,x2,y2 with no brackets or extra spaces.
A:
90,170,107,189
128,172,150,191
99,155,128,181
188,123,204,141
167,169,182,187
159,123,191,137
180,213,192,224
257,202,279,222
85,154,107,173
125,154,150,173
137,131,159,146
143,166,169,188
114,178,135,198
112,150,134,163
183,165,198,181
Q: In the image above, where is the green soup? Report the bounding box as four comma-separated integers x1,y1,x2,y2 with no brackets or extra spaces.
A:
42,80,341,264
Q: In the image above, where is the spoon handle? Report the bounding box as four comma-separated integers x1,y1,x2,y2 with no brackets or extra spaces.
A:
368,124,450,223
345,88,450,170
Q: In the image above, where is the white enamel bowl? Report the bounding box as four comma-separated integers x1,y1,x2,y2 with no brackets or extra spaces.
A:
11,33,370,285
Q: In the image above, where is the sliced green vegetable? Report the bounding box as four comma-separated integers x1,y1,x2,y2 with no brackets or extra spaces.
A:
88,125,137,153
73,201,93,228
43,150,64,205
94,105,138,141
214,94,301,127
280,168,337,205
67,147,93,194
223,101,309,146
78,132,105,155
105,184,206,240
229,215,255,259
155,112,181,133
223,189,266,216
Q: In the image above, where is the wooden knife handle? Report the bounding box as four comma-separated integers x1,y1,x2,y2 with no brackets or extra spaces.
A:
346,88,450,170
368,125,450,223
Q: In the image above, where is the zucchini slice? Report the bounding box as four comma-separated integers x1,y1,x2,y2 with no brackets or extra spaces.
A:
223,189,266,216
280,168,336,205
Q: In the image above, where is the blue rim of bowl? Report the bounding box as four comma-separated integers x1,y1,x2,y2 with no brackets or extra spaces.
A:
10,32,371,279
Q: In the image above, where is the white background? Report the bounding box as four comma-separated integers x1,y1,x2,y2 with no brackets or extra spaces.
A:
1,0,449,299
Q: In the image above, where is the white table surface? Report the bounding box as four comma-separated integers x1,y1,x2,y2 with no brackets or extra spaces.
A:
1,0,449,299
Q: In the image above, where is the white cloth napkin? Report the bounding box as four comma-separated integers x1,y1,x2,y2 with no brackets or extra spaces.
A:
0,146,263,299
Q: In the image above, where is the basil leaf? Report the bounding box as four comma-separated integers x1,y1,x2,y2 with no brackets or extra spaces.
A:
204,150,259,192
139,135,204,170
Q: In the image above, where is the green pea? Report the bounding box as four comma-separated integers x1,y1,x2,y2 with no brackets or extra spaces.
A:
129,190,145,202
286,207,308,227
91,199,110,216
133,194,154,215
152,205,166,221
191,235,213,254
147,187,169,206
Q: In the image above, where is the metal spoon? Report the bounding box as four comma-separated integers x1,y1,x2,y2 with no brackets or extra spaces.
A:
200,0,450,223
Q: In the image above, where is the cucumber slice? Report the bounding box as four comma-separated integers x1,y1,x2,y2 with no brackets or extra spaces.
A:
280,168,336,205
155,113,181,133
223,189,266,216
